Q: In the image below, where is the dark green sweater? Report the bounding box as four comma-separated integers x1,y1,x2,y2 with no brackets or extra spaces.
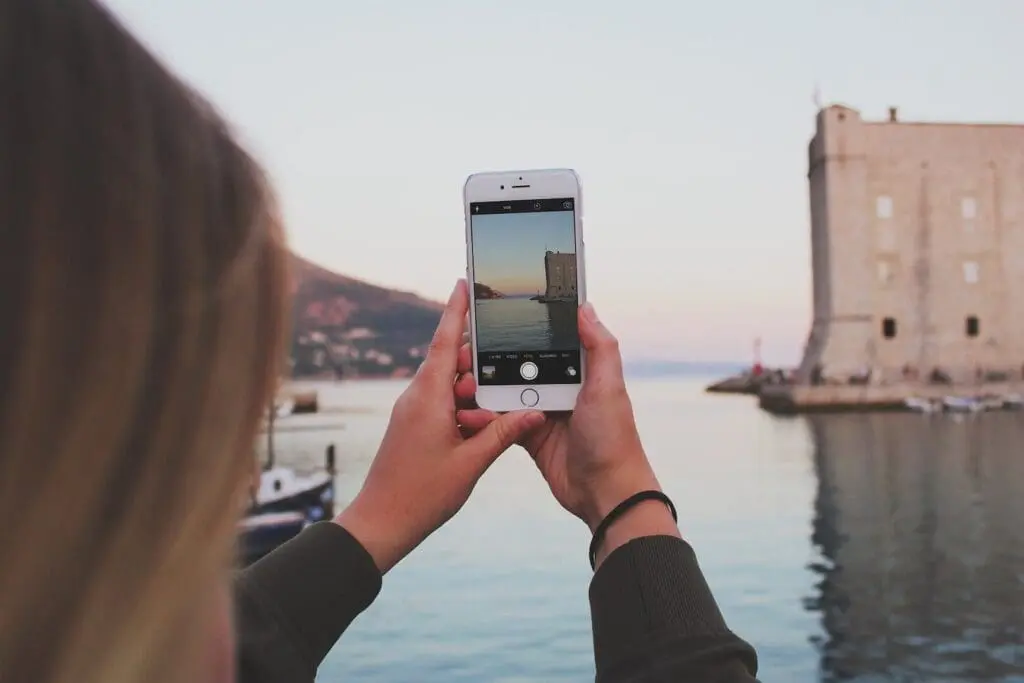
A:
235,523,759,682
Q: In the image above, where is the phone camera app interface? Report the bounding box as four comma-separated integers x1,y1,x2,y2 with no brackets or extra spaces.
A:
470,198,581,386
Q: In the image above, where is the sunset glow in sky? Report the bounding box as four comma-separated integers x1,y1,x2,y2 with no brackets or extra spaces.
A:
471,211,576,297
106,0,1024,363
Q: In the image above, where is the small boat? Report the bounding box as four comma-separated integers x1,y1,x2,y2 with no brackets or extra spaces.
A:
1003,393,1023,410
251,465,334,521
239,511,307,566
239,400,338,564
942,396,983,413
904,397,940,413
977,395,1007,411
275,398,296,418
253,397,336,516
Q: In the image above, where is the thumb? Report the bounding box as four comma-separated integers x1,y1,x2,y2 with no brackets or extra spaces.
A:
463,410,546,467
579,302,624,382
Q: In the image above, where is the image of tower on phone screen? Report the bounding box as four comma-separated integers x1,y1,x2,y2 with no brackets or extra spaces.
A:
470,202,579,355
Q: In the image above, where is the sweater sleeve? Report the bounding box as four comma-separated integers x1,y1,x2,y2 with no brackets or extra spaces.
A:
234,521,382,683
589,535,760,682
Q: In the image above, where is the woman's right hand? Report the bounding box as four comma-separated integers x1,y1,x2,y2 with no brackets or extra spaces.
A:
457,303,676,550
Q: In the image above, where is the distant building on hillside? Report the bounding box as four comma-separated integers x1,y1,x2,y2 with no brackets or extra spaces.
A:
543,251,577,300
797,105,1024,385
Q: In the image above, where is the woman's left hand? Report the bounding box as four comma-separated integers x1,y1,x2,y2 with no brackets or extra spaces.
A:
335,280,545,573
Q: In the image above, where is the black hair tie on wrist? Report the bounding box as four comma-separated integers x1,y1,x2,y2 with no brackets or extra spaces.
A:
588,490,678,569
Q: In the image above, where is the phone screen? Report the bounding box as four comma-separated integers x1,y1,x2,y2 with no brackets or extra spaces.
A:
469,197,582,386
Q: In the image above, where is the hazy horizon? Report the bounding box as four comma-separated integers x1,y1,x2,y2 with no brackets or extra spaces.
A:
104,0,1024,365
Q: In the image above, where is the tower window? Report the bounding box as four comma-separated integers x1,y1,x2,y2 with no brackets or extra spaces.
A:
966,316,979,338
882,317,897,339
876,195,893,219
962,197,977,219
963,261,979,284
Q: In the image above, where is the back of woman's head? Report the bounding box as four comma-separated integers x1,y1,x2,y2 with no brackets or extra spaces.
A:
0,1,289,682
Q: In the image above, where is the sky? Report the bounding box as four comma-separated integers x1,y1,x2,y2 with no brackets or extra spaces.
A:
103,0,1024,364
472,211,576,296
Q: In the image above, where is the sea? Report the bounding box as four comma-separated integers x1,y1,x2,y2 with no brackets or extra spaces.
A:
474,298,579,352
265,374,1024,683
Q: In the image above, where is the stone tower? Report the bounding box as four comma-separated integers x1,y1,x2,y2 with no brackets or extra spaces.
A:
798,105,1024,384
543,251,577,300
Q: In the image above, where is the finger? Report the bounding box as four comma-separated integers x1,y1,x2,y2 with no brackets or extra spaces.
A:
460,410,546,468
419,280,469,385
578,303,625,387
454,373,477,406
456,408,497,433
460,409,558,455
457,342,472,375
517,415,559,455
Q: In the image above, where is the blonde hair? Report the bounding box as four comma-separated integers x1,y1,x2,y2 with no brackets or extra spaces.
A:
0,1,289,682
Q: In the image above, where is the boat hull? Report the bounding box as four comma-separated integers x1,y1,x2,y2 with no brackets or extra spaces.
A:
238,512,307,566
250,478,334,522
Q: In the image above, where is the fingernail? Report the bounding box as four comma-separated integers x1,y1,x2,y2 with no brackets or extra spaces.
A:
449,280,462,302
524,411,546,428
582,302,599,323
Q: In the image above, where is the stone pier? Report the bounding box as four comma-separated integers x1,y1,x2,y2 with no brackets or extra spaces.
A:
759,382,1023,415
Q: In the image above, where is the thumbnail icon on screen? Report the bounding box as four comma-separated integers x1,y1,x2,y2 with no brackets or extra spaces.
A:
481,365,496,380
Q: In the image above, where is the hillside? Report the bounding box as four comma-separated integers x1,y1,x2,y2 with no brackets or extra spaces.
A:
289,254,443,379
473,282,505,299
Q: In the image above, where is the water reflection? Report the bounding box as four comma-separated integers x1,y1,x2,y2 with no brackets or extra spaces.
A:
805,413,1024,682
544,301,579,349
475,298,579,352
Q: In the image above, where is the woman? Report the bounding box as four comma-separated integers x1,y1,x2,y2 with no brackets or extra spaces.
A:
0,1,759,682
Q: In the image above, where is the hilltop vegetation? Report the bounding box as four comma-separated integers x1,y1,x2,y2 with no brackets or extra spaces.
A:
289,254,443,378
473,282,504,299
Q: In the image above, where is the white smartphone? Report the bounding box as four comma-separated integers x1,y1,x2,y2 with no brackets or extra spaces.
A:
463,168,586,412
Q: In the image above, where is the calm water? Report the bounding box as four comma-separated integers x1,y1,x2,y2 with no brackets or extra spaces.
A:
268,376,1024,682
475,298,579,352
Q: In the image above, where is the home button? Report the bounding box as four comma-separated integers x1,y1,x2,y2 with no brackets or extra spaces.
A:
520,388,540,408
